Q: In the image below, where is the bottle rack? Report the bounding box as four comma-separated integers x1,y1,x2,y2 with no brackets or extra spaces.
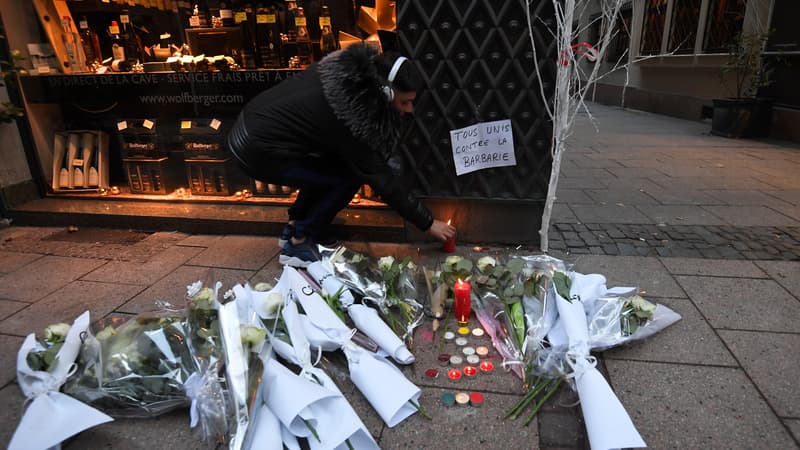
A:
51,130,110,191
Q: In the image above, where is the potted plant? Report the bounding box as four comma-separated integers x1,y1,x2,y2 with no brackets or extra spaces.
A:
711,31,775,138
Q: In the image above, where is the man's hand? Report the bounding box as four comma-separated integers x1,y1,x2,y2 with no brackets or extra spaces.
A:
428,219,457,242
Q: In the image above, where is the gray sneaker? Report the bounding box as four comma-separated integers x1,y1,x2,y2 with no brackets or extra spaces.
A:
279,239,321,268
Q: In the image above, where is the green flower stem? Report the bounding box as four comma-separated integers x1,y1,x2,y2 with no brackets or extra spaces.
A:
505,377,548,420
302,418,321,443
409,399,431,420
523,378,563,426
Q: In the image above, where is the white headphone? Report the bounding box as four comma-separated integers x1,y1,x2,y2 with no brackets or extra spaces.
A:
382,56,408,101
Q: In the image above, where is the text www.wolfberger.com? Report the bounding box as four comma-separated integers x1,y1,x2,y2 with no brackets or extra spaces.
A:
139,92,245,106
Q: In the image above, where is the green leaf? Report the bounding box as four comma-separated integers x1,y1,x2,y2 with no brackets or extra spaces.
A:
552,271,572,301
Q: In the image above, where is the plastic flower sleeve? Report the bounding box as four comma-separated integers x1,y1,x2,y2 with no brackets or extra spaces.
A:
10,311,113,450
588,290,682,352
64,314,194,417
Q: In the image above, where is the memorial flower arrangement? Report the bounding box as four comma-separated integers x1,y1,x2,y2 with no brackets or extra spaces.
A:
24,322,71,372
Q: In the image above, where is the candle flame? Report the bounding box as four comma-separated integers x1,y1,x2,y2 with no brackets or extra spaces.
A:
457,278,462,284
447,219,451,226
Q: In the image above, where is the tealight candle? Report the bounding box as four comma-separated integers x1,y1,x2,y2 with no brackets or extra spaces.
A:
454,279,472,326
479,361,494,373
463,366,477,377
475,346,489,356
462,346,476,356
455,392,470,405
466,354,480,365
454,337,468,346
447,369,462,381
471,328,485,337
437,354,451,366
424,369,439,379
441,392,456,406
449,355,463,365
443,331,455,341
469,392,485,407
457,326,471,336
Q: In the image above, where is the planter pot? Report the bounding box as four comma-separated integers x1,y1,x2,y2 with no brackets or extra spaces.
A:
711,98,773,138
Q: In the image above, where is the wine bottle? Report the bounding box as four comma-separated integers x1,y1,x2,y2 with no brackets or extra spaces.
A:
235,2,257,68
109,20,126,62
255,2,282,68
284,0,297,41
119,11,141,64
294,6,313,67
61,16,86,72
319,4,336,57
219,1,235,27
78,17,102,66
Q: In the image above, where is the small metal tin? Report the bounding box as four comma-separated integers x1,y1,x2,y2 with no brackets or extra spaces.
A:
462,346,476,356
457,326,471,335
471,327,485,337
454,337,469,346
475,345,490,356
466,354,480,365
455,392,470,405
449,355,463,366
443,331,456,341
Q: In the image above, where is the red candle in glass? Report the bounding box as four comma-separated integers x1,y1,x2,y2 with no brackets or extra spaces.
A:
442,220,456,253
454,279,471,326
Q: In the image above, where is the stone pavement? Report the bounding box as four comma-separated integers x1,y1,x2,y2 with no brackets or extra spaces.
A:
1,103,799,449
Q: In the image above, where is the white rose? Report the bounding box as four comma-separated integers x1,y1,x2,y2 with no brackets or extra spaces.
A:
186,280,203,297
630,295,656,314
262,292,284,316
240,325,267,349
445,255,463,267
44,323,71,343
406,261,417,271
254,282,272,292
477,256,497,273
378,256,395,271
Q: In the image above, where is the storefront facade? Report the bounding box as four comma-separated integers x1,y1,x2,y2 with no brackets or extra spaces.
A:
0,0,555,244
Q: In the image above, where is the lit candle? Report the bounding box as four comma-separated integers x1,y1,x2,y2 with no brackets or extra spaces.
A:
454,279,471,326
479,361,494,373
442,219,456,253
447,368,462,381
463,366,477,377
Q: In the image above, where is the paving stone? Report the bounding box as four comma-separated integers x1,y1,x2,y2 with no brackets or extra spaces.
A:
187,234,281,271
604,298,736,366
675,276,800,332
605,360,797,449
754,261,800,298
65,409,201,450
785,419,800,444
0,280,143,337
570,204,651,224
704,206,800,227
569,256,685,298
660,258,767,277
717,330,800,417
0,300,26,321
175,234,225,247
81,246,204,285
379,388,538,449
118,266,255,314
0,256,106,303
0,384,24,448
0,334,23,387
0,251,41,274
637,205,727,226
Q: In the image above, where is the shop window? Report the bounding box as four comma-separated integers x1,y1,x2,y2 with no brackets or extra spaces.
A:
605,4,633,63
669,0,703,54
640,0,669,55
703,0,747,53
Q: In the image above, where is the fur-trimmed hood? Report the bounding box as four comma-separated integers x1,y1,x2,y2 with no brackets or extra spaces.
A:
317,44,399,153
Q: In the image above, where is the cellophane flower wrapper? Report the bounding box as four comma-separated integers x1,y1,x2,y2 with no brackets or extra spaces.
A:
282,265,421,427
64,312,194,418
183,280,229,446
587,289,682,352
549,271,646,450
258,275,379,450
320,247,424,343
10,311,113,450
307,261,415,365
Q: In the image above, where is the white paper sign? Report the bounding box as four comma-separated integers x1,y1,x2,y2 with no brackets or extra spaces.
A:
450,119,516,175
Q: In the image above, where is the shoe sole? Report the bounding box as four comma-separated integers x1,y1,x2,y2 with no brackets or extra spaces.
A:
279,254,314,268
